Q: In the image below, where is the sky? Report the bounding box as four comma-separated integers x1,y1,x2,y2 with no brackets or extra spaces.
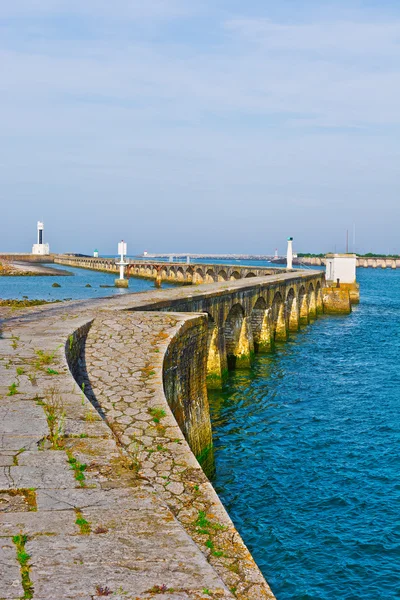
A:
1,1,400,255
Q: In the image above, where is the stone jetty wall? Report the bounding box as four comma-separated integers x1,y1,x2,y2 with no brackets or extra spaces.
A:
0,253,56,263
163,315,214,475
1,268,335,599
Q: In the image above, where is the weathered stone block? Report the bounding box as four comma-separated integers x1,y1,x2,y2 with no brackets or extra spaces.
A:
322,287,351,314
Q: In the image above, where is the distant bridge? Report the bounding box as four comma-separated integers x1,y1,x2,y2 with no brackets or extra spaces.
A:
55,255,285,284
138,253,275,261
300,256,400,269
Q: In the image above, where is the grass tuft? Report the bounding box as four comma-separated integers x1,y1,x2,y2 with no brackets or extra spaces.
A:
12,533,33,599
67,451,87,486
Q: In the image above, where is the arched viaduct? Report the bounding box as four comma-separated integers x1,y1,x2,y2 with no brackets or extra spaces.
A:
300,256,400,269
133,271,324,387
54,255,283,283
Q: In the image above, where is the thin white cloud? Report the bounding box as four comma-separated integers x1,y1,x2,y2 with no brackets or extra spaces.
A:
1,3,400,252
225,18,400,57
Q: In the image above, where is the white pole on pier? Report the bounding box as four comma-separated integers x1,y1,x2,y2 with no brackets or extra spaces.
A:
287,237,293,270
115,240,129,287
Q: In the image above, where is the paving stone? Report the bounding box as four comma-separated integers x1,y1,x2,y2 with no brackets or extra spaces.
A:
0,541,24,598
0,509,77,536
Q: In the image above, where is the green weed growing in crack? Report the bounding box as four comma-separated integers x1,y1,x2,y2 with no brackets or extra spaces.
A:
42,387,65,449
7,381,19,396
11,335,20,350
0,489,37,512
34,344,62,370
16,367,24,376
13,448,26,466
75,509,91,534
113,587,128,596
81,382,85,406
146,585,175,594
67,451,87,486
195,511,226,533
27,373,37,386
148,407,166,424
46,367,59,375
127,437,141,473
194,511,227,558
12,533,33,599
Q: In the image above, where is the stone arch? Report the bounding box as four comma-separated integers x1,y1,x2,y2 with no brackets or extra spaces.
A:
176,267,185,281
245,272,256,278
250,297,272,352
286,287,299,332
224,303,254,369
315,281,323,314
230,271,240,280
205,269,217,283
271,291,287,341
218,270,228,281
299,285,308,325
193,268,204,284
186,267,194,283
308,282,317,319
206,313,227,389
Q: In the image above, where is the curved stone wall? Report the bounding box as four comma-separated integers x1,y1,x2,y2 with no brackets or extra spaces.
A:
0,269,327,599
67,310,275,598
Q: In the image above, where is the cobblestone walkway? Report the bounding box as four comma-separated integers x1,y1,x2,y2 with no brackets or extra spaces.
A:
0,309,232,599
82,312,274,600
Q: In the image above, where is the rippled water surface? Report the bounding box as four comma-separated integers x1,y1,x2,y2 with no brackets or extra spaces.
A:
0,264,172,300
209,269,399,600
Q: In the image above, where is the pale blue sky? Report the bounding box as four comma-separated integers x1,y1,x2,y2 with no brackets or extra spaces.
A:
1,1,400,255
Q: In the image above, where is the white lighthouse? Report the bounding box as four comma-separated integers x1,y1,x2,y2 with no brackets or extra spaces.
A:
32,221,50,255
286,237,294,270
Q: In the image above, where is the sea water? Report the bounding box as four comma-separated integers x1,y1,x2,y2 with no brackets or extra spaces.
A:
0,263,172,301
209,268,399,599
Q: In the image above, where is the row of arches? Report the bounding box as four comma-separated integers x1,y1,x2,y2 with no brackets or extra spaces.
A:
128,264,259,284
57,258,279,283
358,259,399,269
206,282,323,387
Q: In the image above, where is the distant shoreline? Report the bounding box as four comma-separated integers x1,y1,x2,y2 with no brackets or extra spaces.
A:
0,261,73,277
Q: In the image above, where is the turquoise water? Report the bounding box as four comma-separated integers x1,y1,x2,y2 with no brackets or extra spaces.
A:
209,269,399,599
0,264,170,300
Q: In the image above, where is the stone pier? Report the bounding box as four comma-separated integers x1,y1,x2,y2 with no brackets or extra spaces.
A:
0,267,343,599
